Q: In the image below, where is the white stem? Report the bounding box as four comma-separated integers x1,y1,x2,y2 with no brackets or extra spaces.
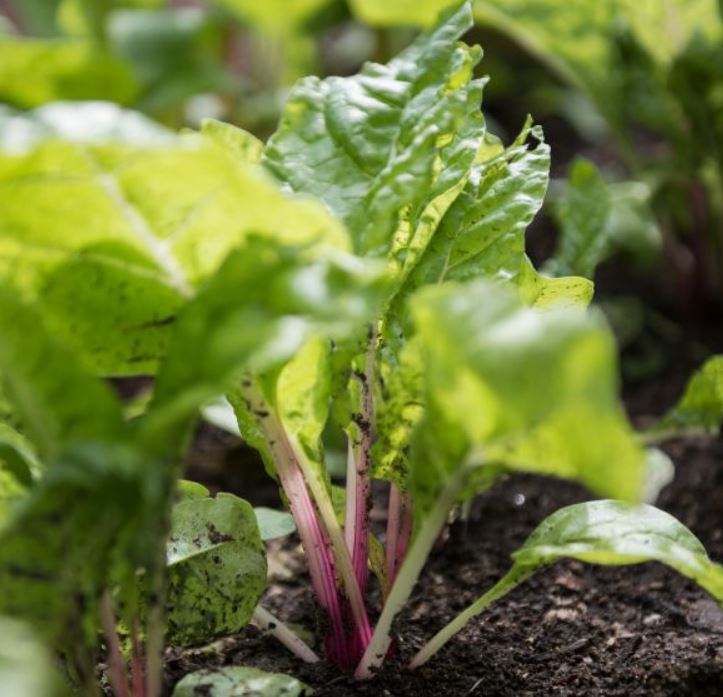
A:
252,605,320,664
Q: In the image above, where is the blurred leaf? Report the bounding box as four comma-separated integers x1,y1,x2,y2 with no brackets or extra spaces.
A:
0,617,62,697
0,37,137,108
254,507,296,540
172,666,312,697
166,493,266,647
0,285,124,461
546,158,661,279
349,0,455,27
108,7,231,115
409,280,646,522
0,137,353,375
652,356,723,439
201,118,263,164
0,101,172,154
215,0,330,33
0,421,40,487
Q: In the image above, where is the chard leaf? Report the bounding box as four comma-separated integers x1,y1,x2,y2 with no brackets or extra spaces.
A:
652,356,723,439
0,422,40,487
0,284,125,461
0,617,61,697
0,137,351,375
172,666,312,697
254,507,296,541
263,1,484,257
216,0,329,33
0,37,137,108
545,158,661,279
411,500,723,667
409,279,646,520
166,493,267,647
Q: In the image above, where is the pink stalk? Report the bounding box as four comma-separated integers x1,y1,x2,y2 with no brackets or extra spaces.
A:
130,618,146,697
344,330,376,596
99,592,130,697
241,380,350,666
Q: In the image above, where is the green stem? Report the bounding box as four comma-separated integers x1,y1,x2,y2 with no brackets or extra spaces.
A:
252,605,320,664
408,566,531,669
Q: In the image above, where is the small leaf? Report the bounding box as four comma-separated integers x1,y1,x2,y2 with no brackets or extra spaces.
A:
254,507,296,541
412,500,723,666
652,356,723,439
172,665,312,697
166,493,267,647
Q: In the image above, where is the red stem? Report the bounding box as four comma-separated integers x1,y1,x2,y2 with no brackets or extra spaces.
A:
385,484,413,584
130,618,146,697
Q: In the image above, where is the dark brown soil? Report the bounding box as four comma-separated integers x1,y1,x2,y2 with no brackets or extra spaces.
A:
168,432,722,695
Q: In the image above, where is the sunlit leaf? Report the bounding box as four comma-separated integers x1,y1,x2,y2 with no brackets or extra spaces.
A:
172,665,312,697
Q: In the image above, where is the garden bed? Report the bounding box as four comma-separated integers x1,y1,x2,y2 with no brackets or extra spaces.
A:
169,384,723,696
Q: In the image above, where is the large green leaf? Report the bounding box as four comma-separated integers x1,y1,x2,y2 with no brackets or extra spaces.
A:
652,356,723,439
410,500,723,667
0,285,124,461
0,136,353,375
545,158,660,279
263,2,485,257
0,37,137,108
409,279,646,520
166,493,266,647
0,617,61,697
172,666,312,697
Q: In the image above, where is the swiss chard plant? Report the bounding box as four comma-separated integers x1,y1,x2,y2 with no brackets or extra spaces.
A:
0,3,722,695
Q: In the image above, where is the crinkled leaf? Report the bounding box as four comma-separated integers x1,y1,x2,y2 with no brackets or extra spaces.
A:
166,493,266,647
0,285,125,461
652,356,723,438
0,138,352,375
545,158,660,279
0,37,137,108
263,2,484,257
409,280,646,521
172,665,312,697
0,617,61,697
254,507,296,541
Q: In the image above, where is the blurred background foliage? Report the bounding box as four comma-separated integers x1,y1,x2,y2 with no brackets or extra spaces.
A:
0,0,721,377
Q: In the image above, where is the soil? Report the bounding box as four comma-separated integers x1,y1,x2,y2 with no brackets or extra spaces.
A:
166,380,723,696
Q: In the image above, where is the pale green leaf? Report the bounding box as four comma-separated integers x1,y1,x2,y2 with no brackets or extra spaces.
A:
172,665,312,697
146,240,385,448
0,138,352,375
409,280,646,520
653,356,723,438
215,0,329,33
0,617,61,697
254,507,296,541
0,37,137,108
201,118,263,164
166,493,267,647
